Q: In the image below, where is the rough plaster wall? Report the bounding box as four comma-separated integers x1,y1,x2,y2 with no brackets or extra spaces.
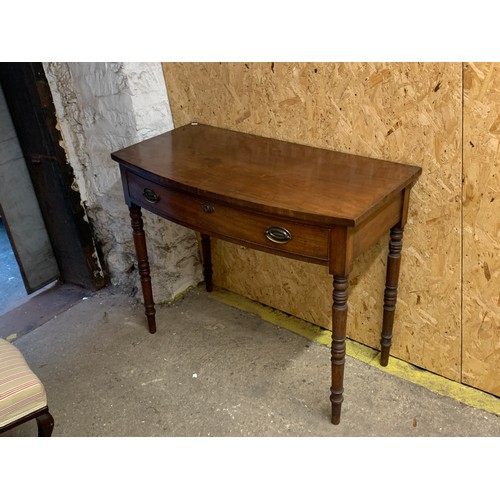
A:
163,62,462,382
44,62,202,301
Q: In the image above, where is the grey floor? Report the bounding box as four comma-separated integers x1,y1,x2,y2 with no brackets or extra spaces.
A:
2,284,500,437
0,217,87,340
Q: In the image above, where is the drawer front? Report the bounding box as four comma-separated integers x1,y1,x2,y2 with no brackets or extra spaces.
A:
125,171,330,262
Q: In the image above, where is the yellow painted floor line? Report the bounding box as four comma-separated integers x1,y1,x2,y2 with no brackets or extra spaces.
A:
210,288,500,417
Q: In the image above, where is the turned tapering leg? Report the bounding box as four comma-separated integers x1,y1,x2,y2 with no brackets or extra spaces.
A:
129,204,156,333
330,275,349,425
36,409,54,437
201,233,213,292
380,225,404,366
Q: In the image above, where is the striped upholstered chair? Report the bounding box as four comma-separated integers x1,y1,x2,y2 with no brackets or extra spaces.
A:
0,338,54,437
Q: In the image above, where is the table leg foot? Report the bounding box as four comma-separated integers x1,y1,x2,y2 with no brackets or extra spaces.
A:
146,314,157,334
201,233,213,292
129,204,156,334
330,275,348,425
331,406,342,425
380,225,404,366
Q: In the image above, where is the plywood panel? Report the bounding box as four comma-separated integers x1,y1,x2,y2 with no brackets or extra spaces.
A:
463,62,500,396
163,63,462,381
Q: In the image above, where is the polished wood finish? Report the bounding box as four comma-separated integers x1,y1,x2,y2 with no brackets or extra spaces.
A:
124,169,330,263
113,123,421,226
331,275,349,424
380,225,404,366
113,123,421,424
129,204,156,334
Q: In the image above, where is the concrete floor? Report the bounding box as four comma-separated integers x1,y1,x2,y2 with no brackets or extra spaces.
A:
2,284,500,437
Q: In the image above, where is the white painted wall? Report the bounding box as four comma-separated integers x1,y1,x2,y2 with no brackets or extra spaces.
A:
44,62,202,301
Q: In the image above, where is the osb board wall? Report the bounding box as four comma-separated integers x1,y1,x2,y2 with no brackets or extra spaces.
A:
463,63,500,395
162,63,463,382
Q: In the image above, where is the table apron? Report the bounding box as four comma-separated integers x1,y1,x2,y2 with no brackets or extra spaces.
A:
125,169,331,264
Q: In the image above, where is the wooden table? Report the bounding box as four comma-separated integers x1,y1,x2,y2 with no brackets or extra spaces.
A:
111,123,422,425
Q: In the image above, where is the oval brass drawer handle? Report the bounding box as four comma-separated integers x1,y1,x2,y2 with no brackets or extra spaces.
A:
265,226,292,244
143,187,159,204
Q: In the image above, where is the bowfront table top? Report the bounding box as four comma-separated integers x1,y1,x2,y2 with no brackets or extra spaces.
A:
112,123,421,226
112,122,422,425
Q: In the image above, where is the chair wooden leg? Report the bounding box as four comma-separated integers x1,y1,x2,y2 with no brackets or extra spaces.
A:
36,409,54,437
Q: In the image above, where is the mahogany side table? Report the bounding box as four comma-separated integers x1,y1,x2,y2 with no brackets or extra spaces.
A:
111,123,422,425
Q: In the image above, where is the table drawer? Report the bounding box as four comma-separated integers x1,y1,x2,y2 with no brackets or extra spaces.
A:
125,170,330,261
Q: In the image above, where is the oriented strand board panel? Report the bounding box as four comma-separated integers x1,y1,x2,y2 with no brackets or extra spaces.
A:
463,63,500,396
163,63,462,381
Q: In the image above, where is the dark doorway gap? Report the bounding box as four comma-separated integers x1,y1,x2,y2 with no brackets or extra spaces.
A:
0,62,106,291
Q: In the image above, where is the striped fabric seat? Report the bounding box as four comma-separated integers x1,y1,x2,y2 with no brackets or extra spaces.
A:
0,338,47,429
